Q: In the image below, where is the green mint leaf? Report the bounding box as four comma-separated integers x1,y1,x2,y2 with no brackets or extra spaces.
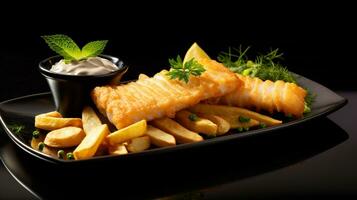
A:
41,34,81,61
42,35,109,63
81,40,108,60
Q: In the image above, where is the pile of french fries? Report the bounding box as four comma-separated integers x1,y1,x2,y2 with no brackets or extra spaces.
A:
33,104,282,160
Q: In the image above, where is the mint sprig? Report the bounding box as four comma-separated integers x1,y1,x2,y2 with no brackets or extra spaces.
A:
81,40,108,58
41,34,108,63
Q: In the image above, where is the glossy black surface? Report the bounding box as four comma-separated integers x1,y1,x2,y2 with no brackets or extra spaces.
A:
39,55,127,117
0,72,347,164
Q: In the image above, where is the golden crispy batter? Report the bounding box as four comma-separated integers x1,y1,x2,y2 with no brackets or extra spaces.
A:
214,74,307,117
92,58,242,129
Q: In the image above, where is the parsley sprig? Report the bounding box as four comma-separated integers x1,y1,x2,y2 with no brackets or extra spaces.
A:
166,55,206,83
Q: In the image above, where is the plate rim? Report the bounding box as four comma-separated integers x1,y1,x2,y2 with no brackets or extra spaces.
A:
0,77,348,165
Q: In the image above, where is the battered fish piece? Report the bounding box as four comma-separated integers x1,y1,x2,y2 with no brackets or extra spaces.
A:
211,74,307,117
92,58,242,129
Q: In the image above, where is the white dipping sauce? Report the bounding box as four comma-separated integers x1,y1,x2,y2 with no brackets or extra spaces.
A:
50,57,117,75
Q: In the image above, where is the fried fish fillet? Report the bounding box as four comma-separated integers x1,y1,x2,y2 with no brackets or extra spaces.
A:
209,74,307,117
92,58,242,129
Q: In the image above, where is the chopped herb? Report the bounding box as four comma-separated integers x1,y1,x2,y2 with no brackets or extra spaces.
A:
166,55,206,83
243,127,250,131
259,123,267,129
237,127,244,132
32,130,40,138
8,124,25,134
239,116,251,123
188,113,198,121
38,142,45,151
57,150,65,159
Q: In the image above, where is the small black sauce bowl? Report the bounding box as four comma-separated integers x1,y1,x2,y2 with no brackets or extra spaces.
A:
39,55,128,117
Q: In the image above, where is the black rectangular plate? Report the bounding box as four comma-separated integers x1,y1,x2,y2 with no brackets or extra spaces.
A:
0,73,347,164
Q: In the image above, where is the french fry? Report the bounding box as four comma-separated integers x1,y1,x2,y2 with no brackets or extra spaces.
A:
196,113,230,135
108,143,128,156
151,117,203,143
82,106,102,134
219,115,259,129
146,125,176,147
189,104,282,126
107,120,147,145
37,111,63,118
35,116,82,130
82,107,110,150
73,124,110,160
44,126,85,148
126,136,151,153
175,110,217,136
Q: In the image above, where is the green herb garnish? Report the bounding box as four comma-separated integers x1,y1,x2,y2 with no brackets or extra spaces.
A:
218,46,315,113
32,130,40,138
239,116,251,123
188,113,198,121
218,46,296,83
237,127,244,132
41,34,108,63
259,123,267,129
8,123,33,141
8,124,25,134
304,89,316,113
166,55,206,83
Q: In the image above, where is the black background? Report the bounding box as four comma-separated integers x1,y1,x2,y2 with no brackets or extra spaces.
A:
1,2,356,199
0,3,355,102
